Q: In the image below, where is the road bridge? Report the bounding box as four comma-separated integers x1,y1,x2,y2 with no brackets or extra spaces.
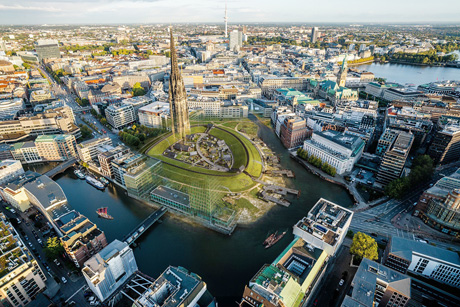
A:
43,157,77,178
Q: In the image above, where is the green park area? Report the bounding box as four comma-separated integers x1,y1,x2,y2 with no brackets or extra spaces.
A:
146,124,263,192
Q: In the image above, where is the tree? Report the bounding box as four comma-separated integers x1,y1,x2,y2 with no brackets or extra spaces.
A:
43,237,64,260
350,232,378,261
132,82,146,96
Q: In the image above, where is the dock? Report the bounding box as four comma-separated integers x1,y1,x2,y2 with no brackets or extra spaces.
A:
260,189,290,207
123,206,167,245
264,169,295,178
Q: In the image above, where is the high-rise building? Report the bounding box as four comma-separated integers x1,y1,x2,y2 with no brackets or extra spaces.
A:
229,30,243,51
35,39,60,62
376,128,399,157
224,0,228,38
168,28,190,140
311,27,319,43
428,125,460,165
82,240,138,302
375,131,414,187
337,55,348,87
0,213,47,306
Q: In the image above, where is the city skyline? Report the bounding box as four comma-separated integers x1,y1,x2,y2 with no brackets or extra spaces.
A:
0,0,459,25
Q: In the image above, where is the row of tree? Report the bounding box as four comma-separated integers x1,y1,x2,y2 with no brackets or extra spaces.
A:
118,124,167,148
385,155,434,199
297,148,337,176
389,50,458,65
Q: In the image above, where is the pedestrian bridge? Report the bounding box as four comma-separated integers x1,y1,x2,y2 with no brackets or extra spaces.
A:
123,206,167,245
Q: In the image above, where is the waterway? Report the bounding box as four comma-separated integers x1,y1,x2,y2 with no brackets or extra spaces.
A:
48,118,353,305
357,60,460,86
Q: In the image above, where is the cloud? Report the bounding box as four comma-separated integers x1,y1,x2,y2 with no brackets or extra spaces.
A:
0,4,63,12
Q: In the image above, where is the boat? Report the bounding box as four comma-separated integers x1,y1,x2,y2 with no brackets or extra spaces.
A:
263,231,277,246
74,169,85,180
99,177,109,185
85,176,105,190
96,207,113,220
265,231,286,249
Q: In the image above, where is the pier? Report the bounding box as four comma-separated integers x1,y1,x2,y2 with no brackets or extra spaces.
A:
43,157,77,178
263,169,295,178
123,206,167,245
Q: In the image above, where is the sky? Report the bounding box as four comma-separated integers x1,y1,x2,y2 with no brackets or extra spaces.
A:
0,0,459,25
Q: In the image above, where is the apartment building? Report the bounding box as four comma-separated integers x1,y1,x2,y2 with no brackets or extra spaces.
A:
0,213,47,306
105,103,136,129
77,136,112,163
97,145,130,178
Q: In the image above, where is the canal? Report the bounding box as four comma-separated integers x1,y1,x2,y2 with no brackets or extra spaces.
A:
51,118,353,305
357,61,460,86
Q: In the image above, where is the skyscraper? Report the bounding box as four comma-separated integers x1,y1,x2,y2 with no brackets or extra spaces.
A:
224,0,228,38
168,28,190,140
35,39,60,62
336,54,348,87
229,29,243,51
311,27,319,43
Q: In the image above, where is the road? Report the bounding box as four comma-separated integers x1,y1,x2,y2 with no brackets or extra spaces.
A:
0,204,87,304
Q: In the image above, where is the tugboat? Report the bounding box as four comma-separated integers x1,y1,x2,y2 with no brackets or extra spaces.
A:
85,176,105,190
96,207,113,220
99,177,109,186
74,169,85,179
265,231,287,249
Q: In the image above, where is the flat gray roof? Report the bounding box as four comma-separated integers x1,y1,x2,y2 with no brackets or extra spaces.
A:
390,237,460,266
24,175,67,210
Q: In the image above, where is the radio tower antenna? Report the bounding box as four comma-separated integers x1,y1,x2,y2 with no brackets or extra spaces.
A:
224,0,228,38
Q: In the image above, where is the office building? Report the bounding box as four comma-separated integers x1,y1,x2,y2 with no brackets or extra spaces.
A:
57,211,108,268
168,29,190,140
229,30,243,51
134,266,213,307
376,129,399,157
0,213,47,307
10,142,42,164
279,116,309,149
82,240,138,302
105,103,136,129
0,171,40,212
428,125,460,165
375,131,414,187
123,157,162,200
424,188,460,234
383,237,460,288
293,198,353,256
303,130,365,175
0,160,24,186
35,134,78,162
111,153,145,188
35,39,60,62
138,101,169,129
342,258,411,307
311,27,319,43
77,136,112,163
98,145,130,178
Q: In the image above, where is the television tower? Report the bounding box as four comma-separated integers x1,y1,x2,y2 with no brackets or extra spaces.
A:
224,0,228,38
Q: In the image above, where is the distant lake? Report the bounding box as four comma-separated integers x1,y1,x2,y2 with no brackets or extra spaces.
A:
357,54,460,86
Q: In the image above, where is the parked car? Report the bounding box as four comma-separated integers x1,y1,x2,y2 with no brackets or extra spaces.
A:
54,259,61,266
339,279,345,286
37,239,42,245
61,277,67,284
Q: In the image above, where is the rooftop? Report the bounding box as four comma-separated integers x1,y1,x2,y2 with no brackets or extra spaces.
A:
344,258,410,307
315,130,364,154
390,237,460,266
24,175,67,210
151,186,190,208
135,266,204,307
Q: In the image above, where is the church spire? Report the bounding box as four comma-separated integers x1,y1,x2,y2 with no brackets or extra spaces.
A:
168,28,190,140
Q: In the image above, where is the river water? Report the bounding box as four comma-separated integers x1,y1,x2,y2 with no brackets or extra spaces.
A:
48,117,353,305
357,61,460,86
